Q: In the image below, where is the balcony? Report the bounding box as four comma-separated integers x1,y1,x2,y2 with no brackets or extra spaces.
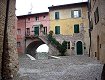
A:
25,34,38,39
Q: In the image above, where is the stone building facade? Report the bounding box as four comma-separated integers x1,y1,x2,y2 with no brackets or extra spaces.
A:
0,0,18,79
48,2,89,55
89,0,105,63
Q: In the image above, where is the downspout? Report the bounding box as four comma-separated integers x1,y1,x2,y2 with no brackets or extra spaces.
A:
1,0,10,79
89,27,91,57
25,17,26,54
87,0,91,57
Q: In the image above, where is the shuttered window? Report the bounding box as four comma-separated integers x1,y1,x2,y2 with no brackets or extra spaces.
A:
74,24,79,33
55,12,59,19
55,26,60,34
71,10,81,18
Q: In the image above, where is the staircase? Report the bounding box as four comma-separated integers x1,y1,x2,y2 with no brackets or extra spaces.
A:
38,35,60,56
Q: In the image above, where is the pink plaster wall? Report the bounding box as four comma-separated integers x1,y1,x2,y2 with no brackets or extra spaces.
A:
17,12,50,54
17,16,25,54
26,12,50,36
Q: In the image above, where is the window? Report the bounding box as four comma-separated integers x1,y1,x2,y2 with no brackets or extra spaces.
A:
71,10,81,18
26,28,30,36
94,7,99,24
89,0,91,11
28,18,30,21
44,27,47,34
55,12,59,19
17,42,21,47
43,16,46,19
74,24,79,33
90,19,93,30
66,41,70,49
35,16,39,21
55,26,60,34
17,29,21,34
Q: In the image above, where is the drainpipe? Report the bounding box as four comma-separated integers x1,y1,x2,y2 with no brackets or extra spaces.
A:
87,0,91,57
1,0,10,79
25,17,26,54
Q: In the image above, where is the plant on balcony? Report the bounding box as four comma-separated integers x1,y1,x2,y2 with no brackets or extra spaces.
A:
47,31,67,56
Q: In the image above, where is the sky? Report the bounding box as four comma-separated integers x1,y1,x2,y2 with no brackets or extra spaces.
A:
36,44,49,52
16,0,88,16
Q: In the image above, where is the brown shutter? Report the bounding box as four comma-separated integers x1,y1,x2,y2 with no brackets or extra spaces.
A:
79,10,81,17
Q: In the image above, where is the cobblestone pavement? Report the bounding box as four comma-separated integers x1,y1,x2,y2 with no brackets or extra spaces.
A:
16,55,103,80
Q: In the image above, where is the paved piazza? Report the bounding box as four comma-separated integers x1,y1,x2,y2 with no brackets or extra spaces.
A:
16,55,103,80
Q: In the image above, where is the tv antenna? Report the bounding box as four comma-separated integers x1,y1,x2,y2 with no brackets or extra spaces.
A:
28,2,33,14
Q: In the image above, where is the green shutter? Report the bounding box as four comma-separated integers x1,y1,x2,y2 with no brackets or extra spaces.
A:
55,26,60,34
71,10,74,18
34,27,39,35
55,12,59,19
77,41,83,55
74,24,79,33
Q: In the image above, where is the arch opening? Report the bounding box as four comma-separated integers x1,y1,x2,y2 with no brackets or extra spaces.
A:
26,41,45,58
36,44,49,59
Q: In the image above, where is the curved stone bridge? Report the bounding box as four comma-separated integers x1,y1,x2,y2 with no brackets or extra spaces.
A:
26,36,60,58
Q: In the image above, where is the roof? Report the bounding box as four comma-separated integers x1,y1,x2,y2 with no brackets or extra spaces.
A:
17,12,49,17
48,2,88,10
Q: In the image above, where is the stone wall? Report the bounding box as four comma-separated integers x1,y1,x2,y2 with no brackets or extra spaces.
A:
90,0,105,63
0,0,6,79
0,0,18,79
54,32,88,55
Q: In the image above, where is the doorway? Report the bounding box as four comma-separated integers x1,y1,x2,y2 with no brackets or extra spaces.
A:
76,41,83,55
34,27,39,36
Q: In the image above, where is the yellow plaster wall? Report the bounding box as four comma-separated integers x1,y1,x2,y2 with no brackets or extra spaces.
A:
49,6,89,36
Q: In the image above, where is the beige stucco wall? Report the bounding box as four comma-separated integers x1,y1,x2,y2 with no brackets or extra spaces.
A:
49,6,89,35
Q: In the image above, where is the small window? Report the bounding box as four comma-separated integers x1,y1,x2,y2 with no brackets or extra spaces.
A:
28,18,30,21
55,12,59,19
90,19,93,30
55,26,60,34
17,29,21,34
35,16,39,21
71,10,81,18
26,28,30,36
94,7,99,24
17,42,21,47
74,24,79,33
43,27,47,34
43,16,46,19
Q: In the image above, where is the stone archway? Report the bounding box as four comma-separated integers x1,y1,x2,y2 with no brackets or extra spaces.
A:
26,41,44,58
76,41,83,55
